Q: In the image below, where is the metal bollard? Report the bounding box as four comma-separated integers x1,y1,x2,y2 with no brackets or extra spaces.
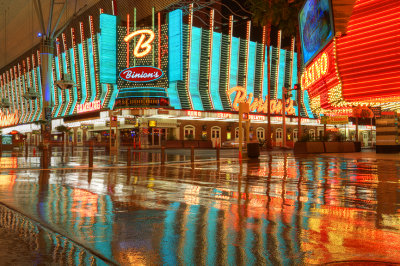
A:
191,146,195,165
42,146,49,169
25,146,28,158
161,146,165,164
216,146,220,160
89,146,93,167
127,148,131,167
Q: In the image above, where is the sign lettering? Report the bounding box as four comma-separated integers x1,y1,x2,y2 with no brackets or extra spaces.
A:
124,29,155,58
77,100,101,113
227,86,295,116
301,52,328,90
119,66,164,82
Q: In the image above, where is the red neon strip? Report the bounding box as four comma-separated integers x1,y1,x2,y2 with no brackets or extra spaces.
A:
343,83,400,96
126,14,130,68
344,74,400,86
348,5,399,27
158,12,161,69
338,41,396,55
346,18,400,38
339,56,400,68
339,47,399,61
337,29,399,46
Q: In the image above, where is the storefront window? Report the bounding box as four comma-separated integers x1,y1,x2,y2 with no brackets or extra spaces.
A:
256,127,265,140
184,125,195,140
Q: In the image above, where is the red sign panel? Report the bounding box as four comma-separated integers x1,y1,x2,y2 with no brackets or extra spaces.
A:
119,66,164,83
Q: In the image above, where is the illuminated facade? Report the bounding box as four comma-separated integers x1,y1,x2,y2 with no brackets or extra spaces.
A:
302,0,400,114
0,2,319,147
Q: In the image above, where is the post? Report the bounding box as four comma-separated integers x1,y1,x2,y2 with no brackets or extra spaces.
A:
239,108,243,160
89,145,93,168
191,146,195,165
216,146,220,168
161,146,165,164
127,147,131,167
356,117,359,141
282,87,286,148
297,85,302,140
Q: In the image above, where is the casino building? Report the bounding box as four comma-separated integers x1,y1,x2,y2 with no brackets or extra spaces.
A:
0,0,324,148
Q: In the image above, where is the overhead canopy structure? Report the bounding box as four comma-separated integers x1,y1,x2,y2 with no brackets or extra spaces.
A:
331,0,357,36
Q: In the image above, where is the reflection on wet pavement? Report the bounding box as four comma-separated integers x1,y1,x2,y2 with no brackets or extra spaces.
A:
0,147,399,265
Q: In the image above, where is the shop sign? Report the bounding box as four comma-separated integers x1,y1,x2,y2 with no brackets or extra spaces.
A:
77,100,101,114
300,52,329,91
217,112,232,119
369,107,381,118
106,121,120,127
321,115,348,125
187,110,202,117
114,97,169,108
119,66,164,83
125,118,137,125
249,114,265,121
0,111,19,127
148,120,157,127
80,124,94,130
227,86,295,116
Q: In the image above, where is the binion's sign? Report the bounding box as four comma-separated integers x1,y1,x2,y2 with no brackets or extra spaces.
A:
227,86,295,116
120,66,164,82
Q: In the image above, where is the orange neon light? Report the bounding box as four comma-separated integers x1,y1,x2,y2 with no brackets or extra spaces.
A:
124,29,155,58
227,86,295,116
301,52,328,90
0,111,19,127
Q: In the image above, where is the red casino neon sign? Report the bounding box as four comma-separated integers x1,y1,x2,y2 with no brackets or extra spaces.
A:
124,29,155,58
77,100,101,113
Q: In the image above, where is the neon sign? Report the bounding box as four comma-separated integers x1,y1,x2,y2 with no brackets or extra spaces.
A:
227,86,295,116
119,66,164,82
124,29,155,58
217,113,232,119
0,111,19,127
301,52,328,90
77,100,101,113
187,110,202,117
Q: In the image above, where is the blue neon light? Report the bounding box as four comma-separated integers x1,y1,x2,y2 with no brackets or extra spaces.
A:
87,38,97,102
54,56,62,117
36,67,43,120
292,52,299,116
189,27,203,110
69,49,78,115
31,68,39,121
247,41,256,97
78,43,87,104
108,84,118,109
229,37,240,103
277,49,286,100
168,9,183,82
167,82,181,109
99,14,117,84
262,46,272,99
210,32,223,110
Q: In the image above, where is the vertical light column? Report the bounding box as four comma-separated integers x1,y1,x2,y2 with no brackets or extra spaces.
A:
275,30,281,100
17,64,25,126
9,69,16,114
79,22,90,104
61,33,72,116
70,27,80,114
13,66,20,114
27,57,34,122
31,54,40,121
54,38,63,117
21,61,29,123
244,20,251,90
226,15,234,109
50,57,58,116
89,15,100,101
36,50,43,121
260,26,266,98
186,3,194,109
126,14,130,68
133,8,136,66
207,9,215,110
152,7,155,67
158,12,161,69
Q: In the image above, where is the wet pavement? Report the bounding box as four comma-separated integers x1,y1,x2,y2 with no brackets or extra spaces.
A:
0,146,399,265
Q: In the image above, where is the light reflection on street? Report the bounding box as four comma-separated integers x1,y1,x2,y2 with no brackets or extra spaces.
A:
0,148,399,264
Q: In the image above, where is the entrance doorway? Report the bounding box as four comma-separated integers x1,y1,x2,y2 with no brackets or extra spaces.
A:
148,128,167,147
362,132,369,147
211,126,221,147
276,128,283,147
